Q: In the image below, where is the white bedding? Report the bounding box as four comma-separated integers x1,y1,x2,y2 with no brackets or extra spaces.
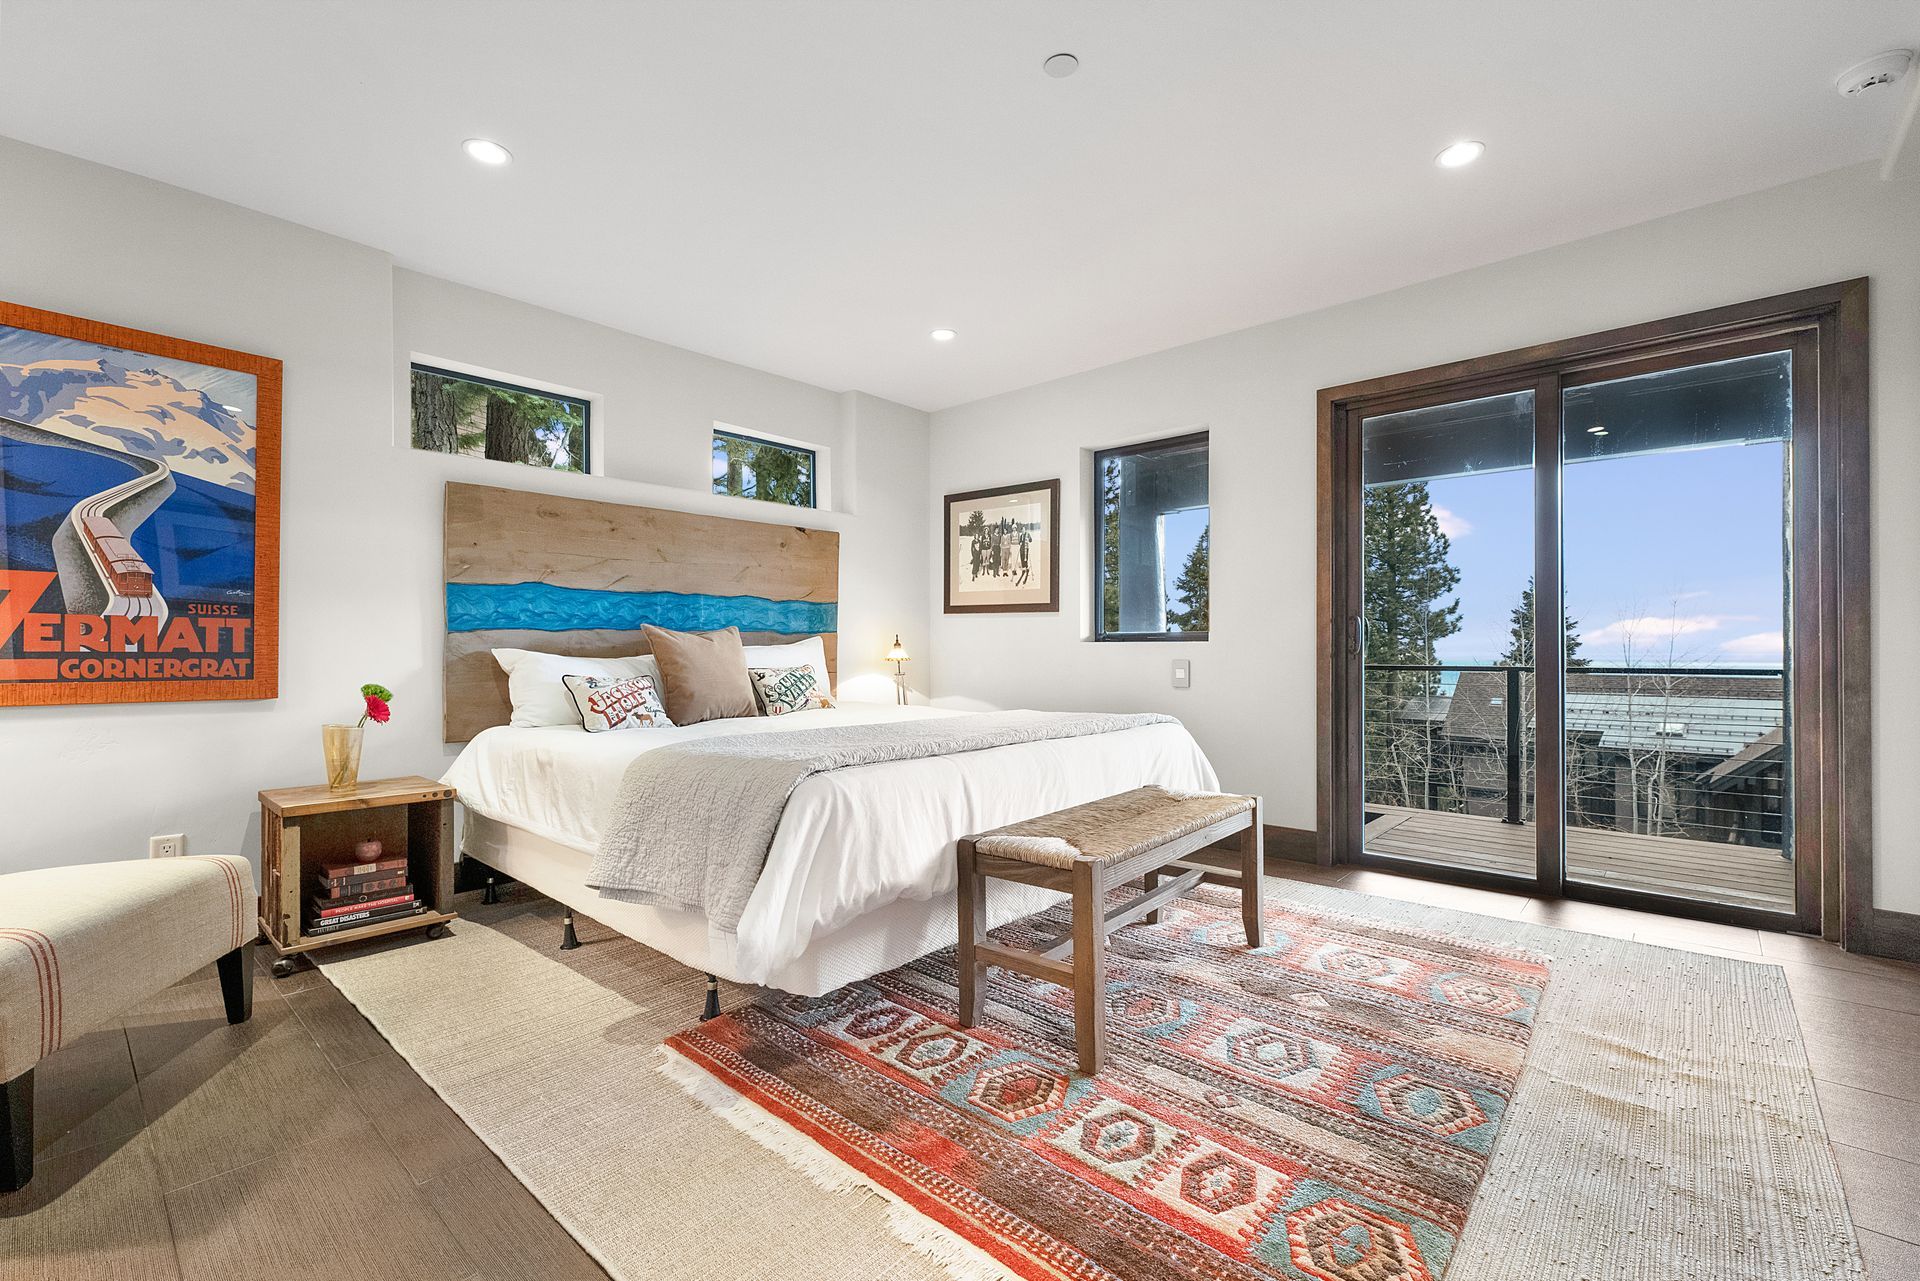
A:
442,703,1219,983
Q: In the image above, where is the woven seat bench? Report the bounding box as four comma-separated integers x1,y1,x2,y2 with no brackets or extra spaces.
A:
956,786,1263,1075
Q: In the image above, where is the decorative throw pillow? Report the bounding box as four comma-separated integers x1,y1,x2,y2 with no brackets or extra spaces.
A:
562,673,675,733
741,636,834,704
640,624,760,725
749,666,825,716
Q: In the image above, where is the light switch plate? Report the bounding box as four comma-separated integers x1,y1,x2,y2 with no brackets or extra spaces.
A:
1171,660,1191,689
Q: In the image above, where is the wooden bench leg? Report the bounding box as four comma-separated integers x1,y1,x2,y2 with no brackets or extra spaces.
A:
956,838,987,1027
1142,867,1162,926
216,942,254,1025
1,1068,31,1194
1072,860,1107,1075
1242,799,1265,948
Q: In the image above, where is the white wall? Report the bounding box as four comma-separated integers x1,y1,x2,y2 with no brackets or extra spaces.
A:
927,159,1920,914
0,138,929,875
390,272,932,709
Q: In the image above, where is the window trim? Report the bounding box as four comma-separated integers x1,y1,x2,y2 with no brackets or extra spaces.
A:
711,425,823,510
1092,429,1211,643
408,360,595,474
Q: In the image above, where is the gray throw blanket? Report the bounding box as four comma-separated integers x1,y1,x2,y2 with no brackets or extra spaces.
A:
586,710,1176,930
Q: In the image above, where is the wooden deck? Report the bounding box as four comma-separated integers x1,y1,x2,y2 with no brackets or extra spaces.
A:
1363,804,1795,911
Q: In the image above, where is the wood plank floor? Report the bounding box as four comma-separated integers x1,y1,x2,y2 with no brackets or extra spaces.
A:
1364,804,1797,911
3,867,1915,1280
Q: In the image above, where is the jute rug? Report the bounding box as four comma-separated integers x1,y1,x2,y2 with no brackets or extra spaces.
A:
665,888,1550,1280
319,880,1863,1281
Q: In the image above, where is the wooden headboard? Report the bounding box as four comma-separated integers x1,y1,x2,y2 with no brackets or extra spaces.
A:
443,482,839,742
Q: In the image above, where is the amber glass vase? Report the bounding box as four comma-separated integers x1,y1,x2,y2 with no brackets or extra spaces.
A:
322,724,364,793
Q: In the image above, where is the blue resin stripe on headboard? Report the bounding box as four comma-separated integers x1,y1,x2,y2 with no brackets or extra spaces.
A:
445,583,837,636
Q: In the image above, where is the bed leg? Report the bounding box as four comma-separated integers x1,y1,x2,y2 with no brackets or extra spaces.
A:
701,974,721,1021
560,911,581,951
481,875,500,906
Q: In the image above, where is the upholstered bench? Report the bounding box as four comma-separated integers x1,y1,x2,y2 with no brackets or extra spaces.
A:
1,855,255,1192
956,786,1262,1075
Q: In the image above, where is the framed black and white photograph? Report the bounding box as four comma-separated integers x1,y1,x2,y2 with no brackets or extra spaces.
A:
943,478,1060,614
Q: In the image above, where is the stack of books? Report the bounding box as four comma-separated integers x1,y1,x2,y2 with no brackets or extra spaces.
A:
306,852,427,936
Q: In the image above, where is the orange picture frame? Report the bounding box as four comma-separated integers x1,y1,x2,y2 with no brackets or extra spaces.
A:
0,300,281,707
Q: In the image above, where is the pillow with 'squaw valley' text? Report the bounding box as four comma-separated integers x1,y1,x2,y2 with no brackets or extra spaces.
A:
749,666,826,716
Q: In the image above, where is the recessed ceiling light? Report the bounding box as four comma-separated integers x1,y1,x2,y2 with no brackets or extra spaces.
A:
462,138,512,166
1435,140,1485,169
930,328,957,342
1043,53,1079,79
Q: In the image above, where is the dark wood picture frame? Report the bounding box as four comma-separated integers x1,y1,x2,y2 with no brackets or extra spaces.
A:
943,478,1062,614
0,300,281,707
1316,279,1873,949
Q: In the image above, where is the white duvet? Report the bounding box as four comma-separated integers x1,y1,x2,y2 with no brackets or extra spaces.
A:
442,703,1218,978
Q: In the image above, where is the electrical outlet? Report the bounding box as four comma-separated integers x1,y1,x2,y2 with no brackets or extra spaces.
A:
1171,659,1191,690
150,833,186,859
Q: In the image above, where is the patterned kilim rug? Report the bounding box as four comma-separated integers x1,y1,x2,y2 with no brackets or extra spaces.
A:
662,885,1550,1281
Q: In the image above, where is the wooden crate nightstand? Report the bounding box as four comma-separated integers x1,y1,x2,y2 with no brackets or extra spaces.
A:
258,776,459,977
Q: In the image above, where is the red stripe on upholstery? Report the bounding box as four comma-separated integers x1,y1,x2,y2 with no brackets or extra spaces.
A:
187,856,244,950
22,928,62,1051
0,928,55,1057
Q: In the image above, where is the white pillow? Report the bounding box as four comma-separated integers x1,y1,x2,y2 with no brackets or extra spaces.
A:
740,636,832,703
492,648,664,727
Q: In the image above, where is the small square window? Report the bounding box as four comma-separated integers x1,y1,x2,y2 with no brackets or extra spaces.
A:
1094,432,1209,640
712,429,817,509
410,364,589,473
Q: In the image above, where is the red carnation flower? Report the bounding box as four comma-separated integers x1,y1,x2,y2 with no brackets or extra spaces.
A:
363,694,391,725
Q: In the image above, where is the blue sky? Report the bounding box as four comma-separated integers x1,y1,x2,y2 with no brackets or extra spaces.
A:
1425,440,1786,667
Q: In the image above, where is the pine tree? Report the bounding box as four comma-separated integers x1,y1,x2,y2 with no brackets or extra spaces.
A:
1099,459,1122,633
1360,482,1462,809
1361,482,1462,675
1165,526,1209,632
714,438,813,506
1500,577,1589,668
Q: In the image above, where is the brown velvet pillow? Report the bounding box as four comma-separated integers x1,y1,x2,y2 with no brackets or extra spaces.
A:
640,625,759,725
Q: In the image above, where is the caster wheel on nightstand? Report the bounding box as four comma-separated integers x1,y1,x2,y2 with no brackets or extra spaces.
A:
425,924,450,940
271,957,298,978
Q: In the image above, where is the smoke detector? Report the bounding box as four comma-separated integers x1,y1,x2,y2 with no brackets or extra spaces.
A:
1836,50,1912,98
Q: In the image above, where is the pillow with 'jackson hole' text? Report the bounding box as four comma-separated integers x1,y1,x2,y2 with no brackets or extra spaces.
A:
561,673,675,732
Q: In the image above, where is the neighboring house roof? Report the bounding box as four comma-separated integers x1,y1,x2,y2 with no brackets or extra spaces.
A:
1439,669,1784,761
1702,726,1786,789
1391,692,1452,724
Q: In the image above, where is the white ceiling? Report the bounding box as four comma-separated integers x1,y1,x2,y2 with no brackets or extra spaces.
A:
2,2,1915,411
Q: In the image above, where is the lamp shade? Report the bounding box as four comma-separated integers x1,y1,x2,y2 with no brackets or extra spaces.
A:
885,634,910,662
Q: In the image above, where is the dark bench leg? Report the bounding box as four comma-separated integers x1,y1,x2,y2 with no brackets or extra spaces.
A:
1,1068,31,1194
216,942,254,1025
1071,860,1107,1075
1242,799,1265,948
1143,867,1162,925
956,839,987,1026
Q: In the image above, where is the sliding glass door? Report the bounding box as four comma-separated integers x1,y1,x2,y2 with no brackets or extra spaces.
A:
1358,390,1542,886
1325,289,1862,934
1558,348,1797,913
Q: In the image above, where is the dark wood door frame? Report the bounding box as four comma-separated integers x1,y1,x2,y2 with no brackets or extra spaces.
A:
1315,279,1872,947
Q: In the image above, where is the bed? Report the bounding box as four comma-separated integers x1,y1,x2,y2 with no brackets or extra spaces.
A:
444,702,1217,993
439,481,1220,995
